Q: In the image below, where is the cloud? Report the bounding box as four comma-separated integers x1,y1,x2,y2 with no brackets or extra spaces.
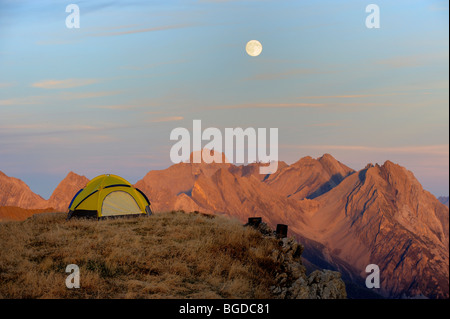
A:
88,24,193,37
120,59,187,71
0,124,100,139
198,0,267,3
282,144,449,156
86,104,141,110
32,79,99,89
36,22,195,46
375,52,448,69
0,91,119,106
299,93,405,99
0,124,98,132
150,116,184,123
306,122,341,127
244,68,328,81
211,102,325,110
0,123,98,130
60,91,119,100
0,122,129,141
35,39,82,46
376,56,422,68
0,82,13,88
429,3,449,11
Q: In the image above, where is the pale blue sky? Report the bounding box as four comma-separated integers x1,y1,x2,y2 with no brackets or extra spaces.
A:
0,0,448,198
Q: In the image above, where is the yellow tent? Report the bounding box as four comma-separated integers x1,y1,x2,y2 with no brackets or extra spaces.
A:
67,174,151,219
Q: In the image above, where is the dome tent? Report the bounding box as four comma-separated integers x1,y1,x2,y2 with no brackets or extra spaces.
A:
67,174,151,220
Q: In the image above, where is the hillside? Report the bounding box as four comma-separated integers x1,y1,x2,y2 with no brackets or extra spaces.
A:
1,152,448,298
0,206,57,222
0,211,346,299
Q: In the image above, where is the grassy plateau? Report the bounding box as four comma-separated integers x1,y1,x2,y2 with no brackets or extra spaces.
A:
0,211,285,299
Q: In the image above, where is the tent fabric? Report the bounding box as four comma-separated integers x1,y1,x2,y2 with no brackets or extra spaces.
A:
102,191,142,217
67,174,151,219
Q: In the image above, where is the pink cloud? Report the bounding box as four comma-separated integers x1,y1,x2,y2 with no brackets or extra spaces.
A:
32,79,99,89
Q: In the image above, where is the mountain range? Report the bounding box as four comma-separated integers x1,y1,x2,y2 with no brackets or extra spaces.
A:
0,152,448,298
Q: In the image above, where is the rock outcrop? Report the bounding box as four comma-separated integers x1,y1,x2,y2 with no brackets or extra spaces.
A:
248,222,346,299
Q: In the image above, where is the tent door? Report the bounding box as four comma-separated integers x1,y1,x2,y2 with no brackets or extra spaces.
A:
101,191,142,217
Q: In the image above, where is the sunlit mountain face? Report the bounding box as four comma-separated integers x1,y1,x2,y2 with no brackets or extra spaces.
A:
1,152,448,298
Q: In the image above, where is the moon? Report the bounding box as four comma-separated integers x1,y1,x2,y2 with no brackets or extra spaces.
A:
246,40,262,57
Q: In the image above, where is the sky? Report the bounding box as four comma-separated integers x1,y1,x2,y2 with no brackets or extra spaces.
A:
0,0,448,198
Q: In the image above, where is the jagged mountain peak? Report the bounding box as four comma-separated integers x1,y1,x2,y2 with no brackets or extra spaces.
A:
0,170,47,209
265,154,354,200
2,154,448,298
47,172,90,212
318,153,340,165
311,162,449,298
291,155,315,167
188,149,230,164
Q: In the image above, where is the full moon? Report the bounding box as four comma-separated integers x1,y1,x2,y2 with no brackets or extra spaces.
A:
246,40,262,57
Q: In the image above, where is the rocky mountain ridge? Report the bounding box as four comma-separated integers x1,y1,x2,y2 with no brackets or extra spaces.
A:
1,152,448,298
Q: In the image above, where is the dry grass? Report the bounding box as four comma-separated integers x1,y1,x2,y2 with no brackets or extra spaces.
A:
0,207,57,222
0,211,283,299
